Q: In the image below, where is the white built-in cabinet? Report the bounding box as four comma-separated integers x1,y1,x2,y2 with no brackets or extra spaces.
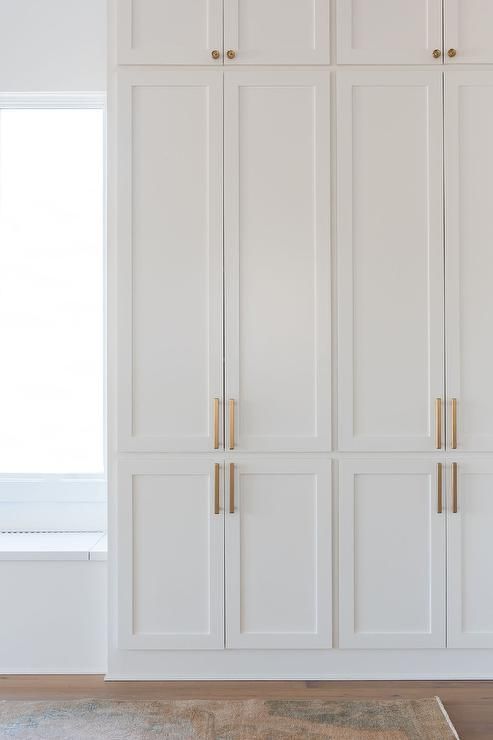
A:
337,0,493,64
110,0,493,678
118,458,331,650
117,0,330,65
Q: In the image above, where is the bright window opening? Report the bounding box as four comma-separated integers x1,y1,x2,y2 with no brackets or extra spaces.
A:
0,103,104,476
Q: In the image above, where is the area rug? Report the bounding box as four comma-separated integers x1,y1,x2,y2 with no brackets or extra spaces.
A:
0,697,459,739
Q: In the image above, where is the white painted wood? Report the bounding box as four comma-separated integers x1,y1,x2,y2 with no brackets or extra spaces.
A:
224,0,329,65
117,458,224,650
224,72,331,452
445,0,493,64
336,0,443,64
337,72,444,452
445,73,493,452
0,532,104,561
117,71,223,453
339,459,446,649
448,459,493,648
226,458,331,649
117,0,223,64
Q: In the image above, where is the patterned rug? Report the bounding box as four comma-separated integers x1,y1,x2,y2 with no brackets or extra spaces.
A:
0,697,459,739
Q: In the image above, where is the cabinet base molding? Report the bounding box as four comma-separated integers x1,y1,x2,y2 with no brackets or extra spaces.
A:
107,650,493,681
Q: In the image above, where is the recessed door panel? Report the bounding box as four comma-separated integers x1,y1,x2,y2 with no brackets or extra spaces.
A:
445,0,493,64
337,72,444,451
225,72,331,452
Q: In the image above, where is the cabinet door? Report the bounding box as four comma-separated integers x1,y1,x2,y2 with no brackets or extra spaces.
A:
448,460,493,648
445,74,493,451
337,72,444,452
224,0,329,64
117,71,223,452
336,0,443,64
445,0,493,64
116,0,223,64
339,460,446,649
225,72,331,452
117,459,224,649
226,459,331,649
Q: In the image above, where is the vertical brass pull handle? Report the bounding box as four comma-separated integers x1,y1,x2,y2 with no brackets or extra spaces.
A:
213,398,219,449
435,398,442,450
451,398,457,450
229,463,235,514
214,463,220,515
229,399,235,450
437,463,443,514
452,462,458,514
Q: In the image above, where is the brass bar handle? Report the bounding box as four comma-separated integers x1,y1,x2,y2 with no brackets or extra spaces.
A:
451,398,458,450
214,463,220,515
229,463,235,514
213,398,219,449
452,462,458,514
229,399,235,450
437,463,443,514
435,398,442,450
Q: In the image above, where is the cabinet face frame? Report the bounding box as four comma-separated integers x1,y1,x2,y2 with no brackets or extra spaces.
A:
447,458,493,648
116,0,224,65
337,71,444,452
225,458,332,649
224,71,331,453
117,458,225,650
444,0,493,64
116,71,224,453
445,72,493,452
224,0,330,65
339,459,446,649
336,0,443,65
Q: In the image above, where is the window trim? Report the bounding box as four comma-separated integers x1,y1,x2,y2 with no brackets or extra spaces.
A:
0,92,106,525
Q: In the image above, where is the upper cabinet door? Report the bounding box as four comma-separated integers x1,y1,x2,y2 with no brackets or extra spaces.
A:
224,0,329,64
339,459,446,649
445,0,493,64
226,459,331,649
117,458,224,650
445,74,493,452
224,72,331,452
447,459,493,648
337,72,444,452
336,0,443,64
117,0,223,64
117,71,223,452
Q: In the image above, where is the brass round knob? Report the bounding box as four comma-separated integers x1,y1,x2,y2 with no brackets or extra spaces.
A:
227,49,236,60
448,48,457,58
432,49,442,59
211,49,220,60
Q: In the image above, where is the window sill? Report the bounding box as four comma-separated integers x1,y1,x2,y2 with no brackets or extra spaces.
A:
0,531,107,561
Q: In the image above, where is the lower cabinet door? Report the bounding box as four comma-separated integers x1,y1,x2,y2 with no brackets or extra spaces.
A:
339,460,446,649
225,458,332,649
117,458,224,649
448,460,493,648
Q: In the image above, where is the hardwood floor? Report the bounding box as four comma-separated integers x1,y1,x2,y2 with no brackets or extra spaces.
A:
0,675,491,738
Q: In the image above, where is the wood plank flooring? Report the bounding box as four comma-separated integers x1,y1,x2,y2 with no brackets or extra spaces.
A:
0,676,491,739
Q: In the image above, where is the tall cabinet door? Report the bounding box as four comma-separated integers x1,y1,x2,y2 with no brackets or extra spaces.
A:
445,0,493,64
337,72,444,452
224,72,331,452
117,71,223,452
447,460,493,648
445,73,493,451
225,459,331,649
336,0,443,64
116,0,223,64
339,460,446,649
224,1,329,64
117,459,224,650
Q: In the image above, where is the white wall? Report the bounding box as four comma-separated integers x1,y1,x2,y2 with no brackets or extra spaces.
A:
0,0,106,91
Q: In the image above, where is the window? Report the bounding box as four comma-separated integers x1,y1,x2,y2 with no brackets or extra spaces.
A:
0,94,105,526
